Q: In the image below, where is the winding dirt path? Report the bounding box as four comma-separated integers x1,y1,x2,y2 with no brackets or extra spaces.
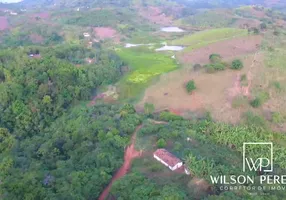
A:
98,125,143,200
244,51,258,97
227,51,259,101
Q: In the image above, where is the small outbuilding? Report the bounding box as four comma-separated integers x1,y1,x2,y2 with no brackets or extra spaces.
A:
153,148,183,171
83,32,90,37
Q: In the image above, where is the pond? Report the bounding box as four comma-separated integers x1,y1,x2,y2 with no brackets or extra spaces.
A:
125,43,143,48
125,43,153,48
155,45,184,51
161,27,185,32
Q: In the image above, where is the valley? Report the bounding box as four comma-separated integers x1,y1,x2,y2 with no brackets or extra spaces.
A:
1,0,286,200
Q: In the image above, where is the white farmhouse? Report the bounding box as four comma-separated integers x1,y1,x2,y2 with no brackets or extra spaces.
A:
153,148,183,171
10,11,18,15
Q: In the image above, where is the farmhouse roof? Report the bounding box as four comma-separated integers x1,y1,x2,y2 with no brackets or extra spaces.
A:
154,149,182,167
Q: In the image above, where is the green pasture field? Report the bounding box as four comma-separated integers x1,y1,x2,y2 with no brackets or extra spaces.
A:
171,28,248,52
182,11,235,28
126,32,161,44
116,47,178,101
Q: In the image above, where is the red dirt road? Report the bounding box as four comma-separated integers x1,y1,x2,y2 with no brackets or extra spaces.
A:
228,52,258,102
98,125,142,200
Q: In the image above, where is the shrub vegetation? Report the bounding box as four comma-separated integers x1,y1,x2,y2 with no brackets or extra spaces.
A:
157,138,167,148
209,54,222,63
250,97,262,108
231,59,244,70
186,80,196,93
205,63,226,73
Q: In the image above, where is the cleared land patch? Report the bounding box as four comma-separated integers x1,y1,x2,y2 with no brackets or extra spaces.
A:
138,53,261,124
172,28,248,51
178,35,262,64
139,6,172,25
93,27,118,39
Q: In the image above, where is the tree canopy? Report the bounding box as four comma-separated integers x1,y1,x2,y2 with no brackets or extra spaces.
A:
0,46,132,199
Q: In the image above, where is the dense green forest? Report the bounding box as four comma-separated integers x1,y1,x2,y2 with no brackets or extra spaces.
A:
0,46,123,137
1,0,286,199
0,104,141,199
0,46,137,199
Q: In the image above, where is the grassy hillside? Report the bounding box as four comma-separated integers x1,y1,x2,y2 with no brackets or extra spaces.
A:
117,48,177,100
172,28,248,51
182,10,235,28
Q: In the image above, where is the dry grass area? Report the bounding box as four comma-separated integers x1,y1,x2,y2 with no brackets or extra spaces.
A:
138,53,261,124
247,7,267,18
252,61,286,132
178,35,262,64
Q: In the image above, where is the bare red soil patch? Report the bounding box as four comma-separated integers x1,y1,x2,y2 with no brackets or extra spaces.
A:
98,125,143,200
0,16,9,31
93,27,120,42
228,73,251,101
139,6,172,25
93,27,116,39
179,35,262,64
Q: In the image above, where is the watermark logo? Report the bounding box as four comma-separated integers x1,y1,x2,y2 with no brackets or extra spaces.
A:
243,142,273,172
210,142,286,193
